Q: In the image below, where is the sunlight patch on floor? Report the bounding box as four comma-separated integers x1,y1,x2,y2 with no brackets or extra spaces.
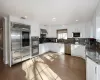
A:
43,53,58,62
22,54,62,80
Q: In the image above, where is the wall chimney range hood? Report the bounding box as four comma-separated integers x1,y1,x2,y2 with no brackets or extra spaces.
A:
40,29,48,34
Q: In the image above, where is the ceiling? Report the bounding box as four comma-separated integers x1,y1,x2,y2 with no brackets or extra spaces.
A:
0,0,99,25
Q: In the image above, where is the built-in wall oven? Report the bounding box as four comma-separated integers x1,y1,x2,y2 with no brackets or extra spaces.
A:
31,36,39,57
11,23,31,65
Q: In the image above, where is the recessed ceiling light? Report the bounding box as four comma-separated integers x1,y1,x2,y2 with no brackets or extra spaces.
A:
76,20,78,21
52,17,56,21
24,16,27,18
52,18,56,19
21,16,27,19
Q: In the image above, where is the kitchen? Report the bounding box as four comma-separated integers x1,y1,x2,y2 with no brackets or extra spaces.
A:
0,0,100,80
2,15,98,80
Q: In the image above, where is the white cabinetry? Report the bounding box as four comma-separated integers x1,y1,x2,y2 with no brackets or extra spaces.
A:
86,58,97,80
39,43,64,54
49,43,64,54
39,44,45,54
39,43,50,54
54,43,65,54
71,44,85,59
44,43,50,52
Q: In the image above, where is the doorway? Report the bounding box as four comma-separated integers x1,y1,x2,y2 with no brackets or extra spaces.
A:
0,18,3,64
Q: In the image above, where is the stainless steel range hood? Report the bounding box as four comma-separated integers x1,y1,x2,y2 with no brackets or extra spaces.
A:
40,29,48,34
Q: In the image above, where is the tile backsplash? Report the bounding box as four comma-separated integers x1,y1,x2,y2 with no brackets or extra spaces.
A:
96,41,100,49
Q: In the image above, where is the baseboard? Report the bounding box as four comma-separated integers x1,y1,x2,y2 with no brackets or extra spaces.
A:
4,60,8,64
65,53,71,55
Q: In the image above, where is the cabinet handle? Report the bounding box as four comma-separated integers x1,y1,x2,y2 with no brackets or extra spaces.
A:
95,67,97,74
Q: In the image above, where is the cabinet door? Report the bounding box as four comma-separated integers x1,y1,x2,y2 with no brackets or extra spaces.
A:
71,45,85,59
39,44,47,54
71,45,80,56
86,58,97,80
44,43,49,52
55,43,64,54
39,44,43,54
50,43,56,52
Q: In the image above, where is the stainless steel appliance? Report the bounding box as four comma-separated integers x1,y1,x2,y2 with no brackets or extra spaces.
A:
40,29,48,43
31,36,39,56
11,23,31,65
73,32,80,37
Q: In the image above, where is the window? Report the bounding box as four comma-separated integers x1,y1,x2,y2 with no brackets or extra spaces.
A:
57,29,67,39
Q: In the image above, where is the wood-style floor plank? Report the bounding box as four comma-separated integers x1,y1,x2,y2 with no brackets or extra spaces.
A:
0,52,86,80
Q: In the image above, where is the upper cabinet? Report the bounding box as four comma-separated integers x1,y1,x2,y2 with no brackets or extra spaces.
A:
96,17,100,42
47,23,87,38
95,1,100,41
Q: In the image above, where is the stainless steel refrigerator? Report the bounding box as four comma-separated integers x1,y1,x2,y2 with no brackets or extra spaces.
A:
11,23,31,65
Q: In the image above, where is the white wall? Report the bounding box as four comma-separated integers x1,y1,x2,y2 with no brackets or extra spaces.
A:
46,22,92,38
39,24,50,38
9,16,40,37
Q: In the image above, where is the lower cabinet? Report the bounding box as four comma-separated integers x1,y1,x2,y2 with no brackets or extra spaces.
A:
71,44,85,59
86,57,100,80
39,44,45,54
39,43,64,54
49,43,65,54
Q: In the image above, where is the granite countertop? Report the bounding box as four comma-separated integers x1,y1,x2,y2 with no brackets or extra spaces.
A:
86,45,100,64
39,42,64,44
39,41,100,64
65,43,100,64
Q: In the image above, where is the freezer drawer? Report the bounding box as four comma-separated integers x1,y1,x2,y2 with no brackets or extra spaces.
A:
12,57,22,64
20,48,30,57
22,55,30,61
12,51,21,59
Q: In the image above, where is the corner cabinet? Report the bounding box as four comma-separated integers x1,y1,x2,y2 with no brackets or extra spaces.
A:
39,44,46,54
86,57,100,80
71,44,86,59
39,43,65,54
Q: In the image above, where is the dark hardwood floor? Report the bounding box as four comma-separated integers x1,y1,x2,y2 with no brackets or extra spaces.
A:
0,52,86,80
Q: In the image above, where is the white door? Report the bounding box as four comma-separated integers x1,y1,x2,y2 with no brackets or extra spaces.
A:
86,58,97,80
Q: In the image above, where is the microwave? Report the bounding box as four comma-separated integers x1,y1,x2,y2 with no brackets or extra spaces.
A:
73,32,80,37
